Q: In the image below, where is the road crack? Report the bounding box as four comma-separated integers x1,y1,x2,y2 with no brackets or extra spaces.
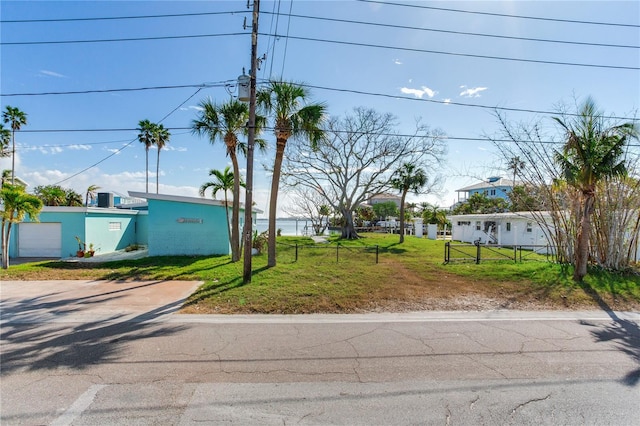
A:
511,393,552,414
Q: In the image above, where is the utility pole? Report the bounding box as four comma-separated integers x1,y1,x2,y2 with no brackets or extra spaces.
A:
243,0,260,283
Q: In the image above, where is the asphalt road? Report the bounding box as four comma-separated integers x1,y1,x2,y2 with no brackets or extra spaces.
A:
1,280,639,425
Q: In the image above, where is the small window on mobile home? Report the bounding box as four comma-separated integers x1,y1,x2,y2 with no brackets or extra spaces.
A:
526,222,533,233
506,222,511,232
475,221,481,231
109,222,121,231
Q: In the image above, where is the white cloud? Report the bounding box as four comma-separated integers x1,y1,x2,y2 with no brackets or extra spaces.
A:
393,59,403,65
68,144,92,151
400,86,437,99
39,70,66,78
459,86,488,98
162,145,187,152
443,98,451,104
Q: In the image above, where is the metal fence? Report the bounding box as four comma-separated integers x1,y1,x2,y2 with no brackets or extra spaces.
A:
275,242,380,264
444,241,557,264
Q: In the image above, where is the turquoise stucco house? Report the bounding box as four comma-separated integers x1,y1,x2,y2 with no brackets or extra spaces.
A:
8,192,258,259
9,207,143,258
128,191,240,257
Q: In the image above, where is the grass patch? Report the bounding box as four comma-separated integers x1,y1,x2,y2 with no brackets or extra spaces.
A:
2,234,638,313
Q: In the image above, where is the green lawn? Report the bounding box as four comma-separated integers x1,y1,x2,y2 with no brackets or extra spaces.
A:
2,234,639,313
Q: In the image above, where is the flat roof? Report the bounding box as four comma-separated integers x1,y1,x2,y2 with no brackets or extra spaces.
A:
128,191,264,213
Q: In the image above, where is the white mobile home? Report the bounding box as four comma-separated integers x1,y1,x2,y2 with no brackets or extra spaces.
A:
449,212,640,262
448,212,551,248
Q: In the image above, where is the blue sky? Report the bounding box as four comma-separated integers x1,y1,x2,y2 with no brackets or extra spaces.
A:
1,1,638,217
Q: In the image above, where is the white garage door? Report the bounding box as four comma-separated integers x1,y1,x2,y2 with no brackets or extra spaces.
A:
18,223,62,257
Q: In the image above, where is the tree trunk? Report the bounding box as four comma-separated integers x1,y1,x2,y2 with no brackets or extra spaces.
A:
398,191,407,243
145,148,149,193
156,149,160,194
574,194,594,281
230,151,241,262
11,130,15,185
2,221,11,269
340,208,359,239
268,139,286,267
223,195,232,257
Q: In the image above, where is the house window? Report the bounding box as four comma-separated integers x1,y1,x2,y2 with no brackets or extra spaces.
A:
490,189,496,196
475,221,481,231
526,222,533,233
457,221,471,226
506,222,511,232
109,222,121,231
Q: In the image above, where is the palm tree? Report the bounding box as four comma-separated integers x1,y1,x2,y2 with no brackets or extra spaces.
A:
390,163,427,243
0,124,11,158
1,184,43,269
257,81,326,267
2,106,28,185
85,184,101,206
64,189,83,207
199,167,244,256
1,170,11,188
33,185,66,206
192,98,255,262
553,97,639,281
154,124,170,194
137,119,156,193
507,156,525,189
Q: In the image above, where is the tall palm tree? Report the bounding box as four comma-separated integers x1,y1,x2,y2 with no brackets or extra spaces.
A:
257,81,326,266
553,97,639,281
199,167,244,256
192,98,262,262
0,124,11,158
390,163,427,243
2,106,28,185
154,124,170,194
85,184,101,206
1,184,43,269
507,156,525,188
137,119,156,193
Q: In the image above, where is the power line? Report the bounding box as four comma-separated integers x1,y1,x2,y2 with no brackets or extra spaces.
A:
0,32,245,46
9,79,638,122
272,34,639,71
19,128,640,148
0,10,246,23
53,88,202,185
3,29,635,71
357,0,640,28
300,83,639,121
1,81,233,97
4,2,635,29
261,11,639,50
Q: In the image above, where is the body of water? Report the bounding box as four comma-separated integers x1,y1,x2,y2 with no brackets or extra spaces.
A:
255,218,328,236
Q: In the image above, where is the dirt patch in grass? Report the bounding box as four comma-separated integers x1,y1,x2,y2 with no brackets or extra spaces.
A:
341,259,637,314
180,257,640,314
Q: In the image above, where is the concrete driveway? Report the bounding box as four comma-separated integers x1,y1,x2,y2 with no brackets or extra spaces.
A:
0,280,202,324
